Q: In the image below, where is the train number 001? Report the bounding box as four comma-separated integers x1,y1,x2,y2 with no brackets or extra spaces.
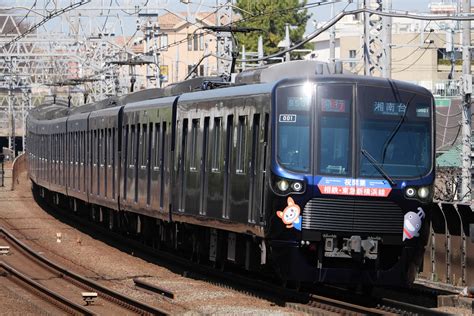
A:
278,114,297,123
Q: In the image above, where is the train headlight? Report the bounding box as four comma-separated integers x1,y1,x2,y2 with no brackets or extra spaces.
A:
418,187,430,199
277,180,290,192
291,182,303,192
405,187,416,198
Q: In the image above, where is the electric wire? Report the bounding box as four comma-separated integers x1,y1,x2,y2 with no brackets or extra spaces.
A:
2,0,38,36
392,43,433,73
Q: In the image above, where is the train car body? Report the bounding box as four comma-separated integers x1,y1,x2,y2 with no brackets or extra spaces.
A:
26,61,435,287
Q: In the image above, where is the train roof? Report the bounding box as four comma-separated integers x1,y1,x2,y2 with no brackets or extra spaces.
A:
235,60,334,84
119,88,167,104
70,96,119,114
178,82,275,103
304,74,433,96
28,103,69,121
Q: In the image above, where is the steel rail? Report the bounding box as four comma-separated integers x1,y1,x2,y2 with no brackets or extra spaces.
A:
0,261,95,316
0,227,169,316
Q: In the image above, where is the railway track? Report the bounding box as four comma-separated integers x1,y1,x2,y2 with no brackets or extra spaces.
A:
0,227,169,315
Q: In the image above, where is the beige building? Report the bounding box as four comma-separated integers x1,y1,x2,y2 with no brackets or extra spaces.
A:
155,12,220,85
307,15,471,94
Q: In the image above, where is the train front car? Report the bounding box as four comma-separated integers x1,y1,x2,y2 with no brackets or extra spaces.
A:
268,76,435,287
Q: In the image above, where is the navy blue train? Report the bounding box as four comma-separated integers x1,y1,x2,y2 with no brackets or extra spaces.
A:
27,60,435,287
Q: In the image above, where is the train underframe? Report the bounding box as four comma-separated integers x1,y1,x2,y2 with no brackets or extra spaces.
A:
270,236,425,287
32,182,426,287
32,182,268,275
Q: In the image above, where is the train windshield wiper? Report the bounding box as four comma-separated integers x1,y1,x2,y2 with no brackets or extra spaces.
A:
360,149,396,187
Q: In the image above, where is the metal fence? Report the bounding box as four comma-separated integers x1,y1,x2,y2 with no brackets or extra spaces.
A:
420,201,474,286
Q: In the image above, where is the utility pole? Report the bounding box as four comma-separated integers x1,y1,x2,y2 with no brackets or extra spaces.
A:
285,23,291,62
461,0,472,202
6,58,16,157
216,0,233,75
329,2,336,72
363,0,371,76
21,85,31,153
258,36,264,66
382,0,392,78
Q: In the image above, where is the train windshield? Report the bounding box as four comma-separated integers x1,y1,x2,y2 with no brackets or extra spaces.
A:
275,84,312,172
358,85,432,178
317,84,352,176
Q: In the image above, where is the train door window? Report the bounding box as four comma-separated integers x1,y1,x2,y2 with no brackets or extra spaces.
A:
123,125,129,199
104,128,108,196
102,129,106,166
236,116,247,174
135,124,140,202
97,129,101,194
200,117,210,215
97,129,101,167
141,124,147,168
179,119,188,211
160,122,167,208
161,122,167,168
130,125,135,168
190,119,199,171
54,134,57,162
153,123,160,170
112,128,116,198
147,123,153,206
108,128,112,167
94,130,98,166
223,115,234,219
317,84,352,176
211,117,222,172
59,133,61,164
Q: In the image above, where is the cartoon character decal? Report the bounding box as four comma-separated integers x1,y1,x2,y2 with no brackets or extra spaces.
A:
277,197,302,231
403,207,425,241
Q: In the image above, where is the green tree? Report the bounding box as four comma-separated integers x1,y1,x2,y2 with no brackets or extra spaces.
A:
233,0,311,58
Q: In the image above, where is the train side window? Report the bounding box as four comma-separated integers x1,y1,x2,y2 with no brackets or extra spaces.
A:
211,117,222,172
236,115,247,174
153,123,160,170
161,122,167,171
190,119,199,171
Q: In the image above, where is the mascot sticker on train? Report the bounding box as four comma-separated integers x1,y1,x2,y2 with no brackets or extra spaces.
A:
277,197,302,231
403,207,425,241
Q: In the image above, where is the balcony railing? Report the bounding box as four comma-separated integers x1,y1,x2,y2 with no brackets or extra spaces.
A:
410,80,462,97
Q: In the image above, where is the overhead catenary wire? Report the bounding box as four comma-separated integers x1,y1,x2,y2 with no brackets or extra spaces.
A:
0,0,92,50
392,43,433,73
2,0,38,36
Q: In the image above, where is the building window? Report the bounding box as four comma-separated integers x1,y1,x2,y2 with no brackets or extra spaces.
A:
187,33,204,51
349,50,356,69
193,34,199,51
199,34,204,50
187,34,192,51
159,34,168,51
